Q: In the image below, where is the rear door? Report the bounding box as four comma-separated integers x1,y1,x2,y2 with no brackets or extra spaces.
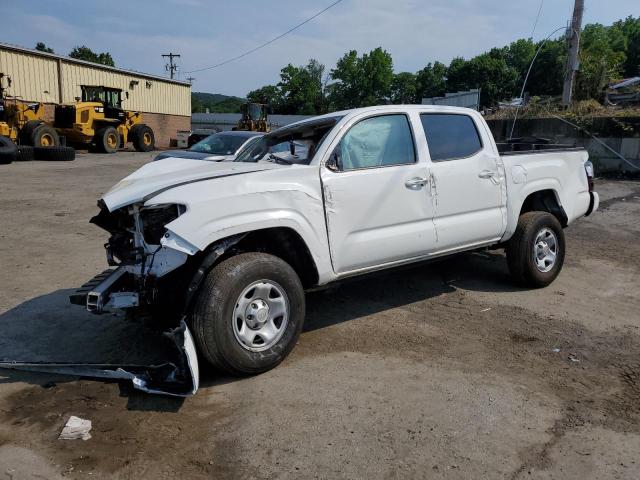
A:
420,113,506,250
320,112,437,274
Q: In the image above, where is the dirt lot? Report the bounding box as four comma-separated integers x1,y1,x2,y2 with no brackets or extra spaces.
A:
0,152,639,479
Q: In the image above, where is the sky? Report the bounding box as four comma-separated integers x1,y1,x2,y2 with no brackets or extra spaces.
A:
2,0,638,97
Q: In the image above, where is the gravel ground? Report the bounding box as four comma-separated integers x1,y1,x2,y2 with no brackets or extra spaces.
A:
0,152,638,479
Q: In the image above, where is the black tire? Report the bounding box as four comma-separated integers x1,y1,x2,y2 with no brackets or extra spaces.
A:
190,252,305,375
16,145,34,161
19,120,43,145
0,135,18,164
95,126,119,154
131,124,155,152
33,146,75,161
31,124,60,147
506,211,565,288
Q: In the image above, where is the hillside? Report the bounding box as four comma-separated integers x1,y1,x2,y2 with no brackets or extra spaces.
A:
191,92,246,113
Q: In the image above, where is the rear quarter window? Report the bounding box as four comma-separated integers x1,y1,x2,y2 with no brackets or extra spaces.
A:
420,114,482,162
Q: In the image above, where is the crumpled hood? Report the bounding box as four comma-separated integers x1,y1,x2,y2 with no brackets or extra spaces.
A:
101,157,283,211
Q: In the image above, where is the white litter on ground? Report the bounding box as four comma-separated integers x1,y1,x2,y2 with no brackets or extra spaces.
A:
59,416,92,441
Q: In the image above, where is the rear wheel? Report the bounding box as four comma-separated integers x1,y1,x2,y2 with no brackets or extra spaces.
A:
131,124,154,152
506,212,565,287
32,124,60,147
95,126,119,153
190,252,305,375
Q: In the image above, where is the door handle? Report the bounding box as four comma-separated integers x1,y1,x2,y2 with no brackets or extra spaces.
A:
478,170,496,179
405,177,428,189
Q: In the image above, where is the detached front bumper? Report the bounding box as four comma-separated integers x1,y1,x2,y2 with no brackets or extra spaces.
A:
69,267,140,314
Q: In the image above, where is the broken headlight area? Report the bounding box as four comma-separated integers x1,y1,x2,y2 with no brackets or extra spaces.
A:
140,203,186,245
90,202,186,266
77,202,190,316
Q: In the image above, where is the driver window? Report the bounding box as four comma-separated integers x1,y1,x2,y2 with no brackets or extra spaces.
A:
334,114,415,171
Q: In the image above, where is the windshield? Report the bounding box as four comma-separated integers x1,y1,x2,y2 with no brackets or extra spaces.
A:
235,115,343,165
190,133,252,155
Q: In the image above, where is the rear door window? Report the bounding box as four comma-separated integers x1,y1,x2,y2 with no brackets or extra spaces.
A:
420,114,482,162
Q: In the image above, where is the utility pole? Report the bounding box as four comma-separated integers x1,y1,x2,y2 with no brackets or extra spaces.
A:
162,52,181,79
562,0,584,105
186,76,196,85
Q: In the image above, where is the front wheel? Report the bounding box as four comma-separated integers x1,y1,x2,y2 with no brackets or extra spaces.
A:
95,126,119,153
190,252,305,375
506,211,565,287
131,124,155,152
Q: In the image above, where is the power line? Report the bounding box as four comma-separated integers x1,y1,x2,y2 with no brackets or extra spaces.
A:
530,0,544,38
184,0,345,74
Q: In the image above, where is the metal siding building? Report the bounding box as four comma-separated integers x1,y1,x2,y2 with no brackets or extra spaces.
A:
0,42,191,147
422,89,481,110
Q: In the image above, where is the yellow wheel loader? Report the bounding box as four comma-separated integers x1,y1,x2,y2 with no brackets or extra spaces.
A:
0,73,59,147
234,103,271,132
54,86,154,153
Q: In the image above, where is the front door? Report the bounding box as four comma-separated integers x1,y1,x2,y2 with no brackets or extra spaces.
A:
420,113,505,251
320,113,437,274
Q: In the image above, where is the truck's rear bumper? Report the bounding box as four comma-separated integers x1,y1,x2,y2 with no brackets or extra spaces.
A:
586,191,599,217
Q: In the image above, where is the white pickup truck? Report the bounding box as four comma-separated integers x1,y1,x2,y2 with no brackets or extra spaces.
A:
71,105,598,375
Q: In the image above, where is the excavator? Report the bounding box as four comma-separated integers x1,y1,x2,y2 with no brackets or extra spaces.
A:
0,73,59,148
234,102,271,132
53,85,155,153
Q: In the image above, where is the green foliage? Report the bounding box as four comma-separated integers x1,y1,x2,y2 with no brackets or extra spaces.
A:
246,59,327,115
328,47,394,109
191,92,245,113
415,61,447,102
244,15,640,113
69,46,115,67
575,24,627,101
277,59,325,114
35,42,54,53
390,72,417,104
247,85,280,105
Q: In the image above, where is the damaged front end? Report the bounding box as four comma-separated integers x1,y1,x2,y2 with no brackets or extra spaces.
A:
70,201,193,317
62,202,203,396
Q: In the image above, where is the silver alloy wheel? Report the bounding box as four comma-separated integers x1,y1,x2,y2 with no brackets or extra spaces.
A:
232,280,290,352
533,227,559,273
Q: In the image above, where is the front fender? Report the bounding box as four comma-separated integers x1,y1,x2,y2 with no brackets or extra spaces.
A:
154,190,335,284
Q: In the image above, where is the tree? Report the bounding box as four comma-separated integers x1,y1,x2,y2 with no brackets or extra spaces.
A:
328,47,394,109
247,85,281,107
415,61,448,102
35,42,54,53
390,72,417,104
69,46,115,67
446,53,519,107
277,59,325,114
575,24,626,100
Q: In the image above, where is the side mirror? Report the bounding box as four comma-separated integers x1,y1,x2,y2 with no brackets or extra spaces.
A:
326,151,341,172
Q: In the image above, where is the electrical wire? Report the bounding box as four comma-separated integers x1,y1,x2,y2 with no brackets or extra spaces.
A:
549,114,640,171
184,0,346,74
530,0,545,39
509,26,567,140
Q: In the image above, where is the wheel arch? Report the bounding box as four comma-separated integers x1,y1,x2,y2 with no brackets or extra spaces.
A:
198,227,320,289
518,189,568,227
